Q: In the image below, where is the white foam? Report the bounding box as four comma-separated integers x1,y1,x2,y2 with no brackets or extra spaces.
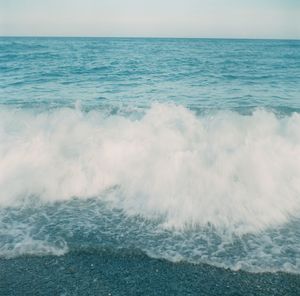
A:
0,217,68,258
0,238,68,259
1,103,300,234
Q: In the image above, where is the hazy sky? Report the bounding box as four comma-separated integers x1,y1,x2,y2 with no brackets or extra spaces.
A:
1,0,299,39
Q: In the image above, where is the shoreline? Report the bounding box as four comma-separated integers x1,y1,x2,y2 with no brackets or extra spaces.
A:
1,250,299,296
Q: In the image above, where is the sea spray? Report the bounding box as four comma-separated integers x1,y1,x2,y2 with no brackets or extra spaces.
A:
1,104,300,232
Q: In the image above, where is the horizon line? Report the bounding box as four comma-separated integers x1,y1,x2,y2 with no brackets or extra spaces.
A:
1,35,300,41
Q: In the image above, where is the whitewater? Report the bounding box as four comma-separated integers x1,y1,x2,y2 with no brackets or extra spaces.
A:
0,103,299,273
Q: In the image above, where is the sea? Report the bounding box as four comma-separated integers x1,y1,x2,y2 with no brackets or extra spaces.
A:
0,37,300,295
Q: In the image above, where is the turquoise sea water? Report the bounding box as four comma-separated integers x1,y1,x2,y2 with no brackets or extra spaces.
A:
1,37,300,295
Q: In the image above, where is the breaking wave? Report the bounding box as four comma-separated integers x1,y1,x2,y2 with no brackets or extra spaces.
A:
0,103,300,273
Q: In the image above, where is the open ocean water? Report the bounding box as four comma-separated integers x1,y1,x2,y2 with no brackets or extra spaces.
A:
0,37,300,295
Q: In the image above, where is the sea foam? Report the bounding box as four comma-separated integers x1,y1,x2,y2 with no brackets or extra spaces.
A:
0,103,300,234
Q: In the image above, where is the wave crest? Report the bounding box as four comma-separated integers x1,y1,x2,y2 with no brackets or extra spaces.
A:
1,104,300,233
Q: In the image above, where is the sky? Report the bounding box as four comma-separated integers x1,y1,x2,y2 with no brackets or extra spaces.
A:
0,0,299,39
